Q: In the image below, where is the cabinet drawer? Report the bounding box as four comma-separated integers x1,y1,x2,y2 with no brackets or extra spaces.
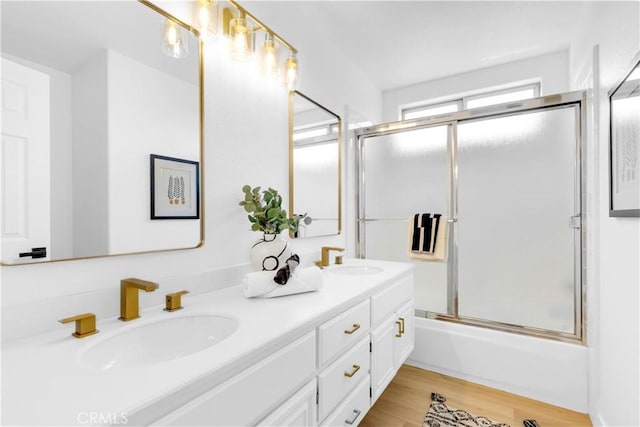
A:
257,379,318,427
153,331,316,426
318,299,370,367
318,336,370,422
320,376,370,427
371,275,413,326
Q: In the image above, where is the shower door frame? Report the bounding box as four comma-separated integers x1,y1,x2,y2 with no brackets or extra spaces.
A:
355,91,586,343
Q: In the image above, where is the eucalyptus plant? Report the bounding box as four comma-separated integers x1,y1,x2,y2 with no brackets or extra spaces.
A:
239,185,304,234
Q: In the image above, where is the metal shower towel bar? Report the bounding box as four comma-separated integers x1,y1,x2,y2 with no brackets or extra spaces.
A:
358,218,457,222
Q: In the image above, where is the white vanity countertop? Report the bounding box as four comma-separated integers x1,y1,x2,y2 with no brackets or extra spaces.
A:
2,258,413,426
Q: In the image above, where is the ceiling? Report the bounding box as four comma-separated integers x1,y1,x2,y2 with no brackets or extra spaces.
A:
248,1,591,92
1,1,198,84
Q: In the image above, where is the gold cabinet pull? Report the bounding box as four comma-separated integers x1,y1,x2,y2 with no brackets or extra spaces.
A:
59,313,98,338
399,317,405,334
396,320,403,337
344,364,361,378
344,323,360,335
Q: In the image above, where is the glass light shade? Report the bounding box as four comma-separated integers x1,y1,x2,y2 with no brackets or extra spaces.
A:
161,19,189,58
194,0,218,39
284,54,298,90
260,33,280,79
229,14,252,61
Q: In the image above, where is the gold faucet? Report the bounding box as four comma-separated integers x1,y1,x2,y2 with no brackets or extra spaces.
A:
119,278,159,321
164,290,189,312
315,246,344,268
59,313,98,338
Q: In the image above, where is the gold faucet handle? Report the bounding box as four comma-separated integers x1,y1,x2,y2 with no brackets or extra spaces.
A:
164,290,189,312
59,313,98,338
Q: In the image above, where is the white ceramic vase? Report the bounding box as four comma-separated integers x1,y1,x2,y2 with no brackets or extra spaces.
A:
250,233,291,271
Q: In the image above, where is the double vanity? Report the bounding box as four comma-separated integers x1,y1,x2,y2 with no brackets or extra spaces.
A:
2,259,414,426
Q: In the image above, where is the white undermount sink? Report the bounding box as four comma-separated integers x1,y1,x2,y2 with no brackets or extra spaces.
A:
329,265,384,275
80,314,239,370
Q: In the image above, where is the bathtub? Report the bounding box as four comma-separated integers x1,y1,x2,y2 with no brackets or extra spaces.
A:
406,317,588,413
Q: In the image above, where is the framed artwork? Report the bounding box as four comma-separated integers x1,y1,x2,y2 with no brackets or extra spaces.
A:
150,154,200,219
609,52,640,217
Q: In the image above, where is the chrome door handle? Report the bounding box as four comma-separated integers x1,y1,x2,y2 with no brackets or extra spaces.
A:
569,215,581,229
345,409,362,425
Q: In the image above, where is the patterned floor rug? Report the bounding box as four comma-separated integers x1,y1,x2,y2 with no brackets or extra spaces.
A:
424,392,540,427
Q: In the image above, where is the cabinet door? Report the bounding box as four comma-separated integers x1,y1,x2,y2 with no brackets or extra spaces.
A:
395,301,414,368
257,379,317,427
370,316,396,403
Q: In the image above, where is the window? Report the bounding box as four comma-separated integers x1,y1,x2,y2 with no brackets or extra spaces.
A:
400,83,540,120
293,122,338,145
403,101,461,120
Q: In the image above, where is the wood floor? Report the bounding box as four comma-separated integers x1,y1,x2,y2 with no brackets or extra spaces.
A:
360,365,592,427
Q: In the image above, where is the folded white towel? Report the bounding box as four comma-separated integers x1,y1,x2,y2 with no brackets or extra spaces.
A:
242,266,324,298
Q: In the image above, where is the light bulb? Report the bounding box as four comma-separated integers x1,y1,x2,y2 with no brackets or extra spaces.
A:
229,14,252,61
260,33,280,79
284,54,298,90
162,19,188,58
195,0,218,39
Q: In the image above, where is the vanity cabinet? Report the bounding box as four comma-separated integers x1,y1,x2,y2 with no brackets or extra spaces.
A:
151,271,414,427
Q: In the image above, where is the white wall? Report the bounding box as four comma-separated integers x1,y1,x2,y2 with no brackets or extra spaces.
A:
72,52,110,258
382,50,569,122
570,2,640,426
107,50,200,254
0,2,381,342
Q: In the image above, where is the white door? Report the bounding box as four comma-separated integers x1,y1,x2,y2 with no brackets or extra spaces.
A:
1,57,50,262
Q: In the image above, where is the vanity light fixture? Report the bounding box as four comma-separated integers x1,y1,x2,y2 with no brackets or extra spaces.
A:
162,18,189,58
260,32,280,78
221,0,299,89
194,0,218,39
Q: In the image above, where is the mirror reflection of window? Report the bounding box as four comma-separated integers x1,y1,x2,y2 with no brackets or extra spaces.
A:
290,91,342,238
609,60,640,216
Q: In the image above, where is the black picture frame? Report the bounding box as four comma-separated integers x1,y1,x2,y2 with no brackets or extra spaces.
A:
150,154,200,219
609,52,640,217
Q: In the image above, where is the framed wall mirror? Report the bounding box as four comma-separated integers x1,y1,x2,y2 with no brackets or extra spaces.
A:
289,91,342,238
609,51,640,217
0,0,203,264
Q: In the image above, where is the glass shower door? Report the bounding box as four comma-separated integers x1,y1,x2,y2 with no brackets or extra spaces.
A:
456,107,579,334
360,125,451,314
